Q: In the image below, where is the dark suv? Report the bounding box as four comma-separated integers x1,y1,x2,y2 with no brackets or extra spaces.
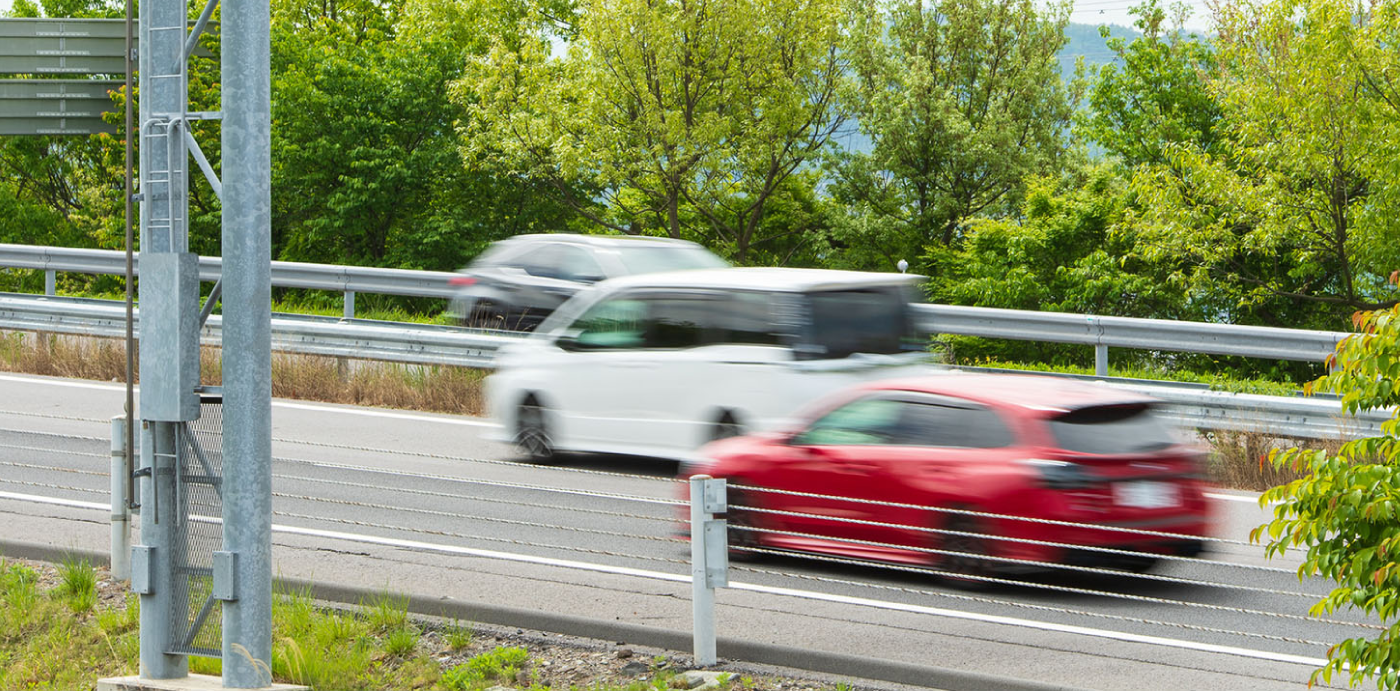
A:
447,234,728,330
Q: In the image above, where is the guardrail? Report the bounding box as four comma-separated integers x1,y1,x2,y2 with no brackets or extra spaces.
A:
0,292,519,369
0,243,459,318
0,243,1353,372
0,292,1390,440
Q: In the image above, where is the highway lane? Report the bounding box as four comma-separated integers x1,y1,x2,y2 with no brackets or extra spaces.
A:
0,372,1369,690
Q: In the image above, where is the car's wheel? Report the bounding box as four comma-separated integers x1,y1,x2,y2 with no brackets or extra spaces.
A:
710,413,743,443
936,509,997,589
515,398,555,464
724,484,764,562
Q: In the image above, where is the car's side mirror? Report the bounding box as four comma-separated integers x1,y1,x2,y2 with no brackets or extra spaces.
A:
555,333,581,351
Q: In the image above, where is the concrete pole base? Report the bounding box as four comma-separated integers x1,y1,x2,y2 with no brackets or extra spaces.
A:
97,674,307,691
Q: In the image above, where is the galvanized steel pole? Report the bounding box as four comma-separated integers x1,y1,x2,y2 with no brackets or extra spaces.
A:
219,0,274,683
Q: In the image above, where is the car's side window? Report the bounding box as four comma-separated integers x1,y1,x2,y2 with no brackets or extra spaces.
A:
521,245,566,279
794,397,904,446
890,400,1015,449
641,298,716,349
720,292,785,346
567,298,647,349
555,246,606,282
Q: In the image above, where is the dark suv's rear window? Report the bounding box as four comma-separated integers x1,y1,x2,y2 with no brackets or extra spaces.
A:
802,289,909,359
1048,404,1177,455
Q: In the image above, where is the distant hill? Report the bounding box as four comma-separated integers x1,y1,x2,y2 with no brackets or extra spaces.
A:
1060,21,1142,84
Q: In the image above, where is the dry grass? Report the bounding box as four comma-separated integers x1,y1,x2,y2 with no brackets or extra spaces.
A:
0,331,486,416
1200,428,1343,492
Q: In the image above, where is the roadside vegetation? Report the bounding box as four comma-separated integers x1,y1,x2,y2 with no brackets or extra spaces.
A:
0,556,838,691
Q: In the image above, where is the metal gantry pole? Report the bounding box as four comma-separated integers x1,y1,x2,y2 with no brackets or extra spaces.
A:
135,0,197,678
219,0,274,683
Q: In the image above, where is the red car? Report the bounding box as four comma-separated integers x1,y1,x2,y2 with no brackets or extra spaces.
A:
682,373,1214,577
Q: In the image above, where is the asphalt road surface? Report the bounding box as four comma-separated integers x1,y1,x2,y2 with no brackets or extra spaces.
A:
0,372,1372,690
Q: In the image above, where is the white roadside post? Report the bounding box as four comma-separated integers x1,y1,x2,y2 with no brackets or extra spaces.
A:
689,474,729,667
110,415,131,581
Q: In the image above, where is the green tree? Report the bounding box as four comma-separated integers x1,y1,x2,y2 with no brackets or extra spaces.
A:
1078,0,1221,168
1254,285,1400,689
270,0,573,270
460,0,847,263
1129,0,1400,331
920,164,1190,365
826,0,1075,271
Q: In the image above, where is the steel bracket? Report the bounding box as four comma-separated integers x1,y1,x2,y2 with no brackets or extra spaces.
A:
130,545,155,594
213,550,238,601
703,518,729,588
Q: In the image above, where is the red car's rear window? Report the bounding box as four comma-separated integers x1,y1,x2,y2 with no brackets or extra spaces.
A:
1048,404,1177,455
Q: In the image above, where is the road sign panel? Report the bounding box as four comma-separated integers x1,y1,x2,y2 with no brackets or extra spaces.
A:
0,116,116,136
0,78,121,99
0,17,129,38
0,18,214,77
0,79,121,136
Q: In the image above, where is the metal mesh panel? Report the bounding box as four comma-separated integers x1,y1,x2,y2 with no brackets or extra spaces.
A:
168,395,223,657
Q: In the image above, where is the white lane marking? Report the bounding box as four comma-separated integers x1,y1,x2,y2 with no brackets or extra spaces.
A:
0,490,1327,668
271,402,496,428
0,373,129,391
1208,492,1269,505
0,373,496,428
0,491,109,510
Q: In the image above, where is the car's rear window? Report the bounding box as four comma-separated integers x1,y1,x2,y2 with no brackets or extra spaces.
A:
1048,404,1177,455
802,289,909,359
615,245,729,274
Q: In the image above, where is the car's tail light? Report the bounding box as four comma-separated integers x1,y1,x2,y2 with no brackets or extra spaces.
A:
1021,458,1094,489
449,276,477,286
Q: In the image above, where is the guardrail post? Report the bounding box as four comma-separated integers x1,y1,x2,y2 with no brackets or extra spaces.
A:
689,475,728,667
44,269,56,296
343,290,355,319
110,416,131,581
1095,344,1108,377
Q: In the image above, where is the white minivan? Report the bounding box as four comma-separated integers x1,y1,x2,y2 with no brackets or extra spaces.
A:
485,267,934,462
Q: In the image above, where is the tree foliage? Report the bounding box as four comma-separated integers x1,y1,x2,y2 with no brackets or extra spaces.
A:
269,0,574,270
459,0,847,262
826,0,1075,271
1254,282,1400,688
1078,0,1221,168
1128,0,1400,330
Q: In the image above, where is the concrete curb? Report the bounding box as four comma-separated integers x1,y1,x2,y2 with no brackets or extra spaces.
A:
0,539,1082,691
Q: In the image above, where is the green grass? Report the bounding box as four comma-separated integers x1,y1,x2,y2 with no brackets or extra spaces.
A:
953,357,1303,397
440,646,529,690
443,619,474,651
57,557,99,613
